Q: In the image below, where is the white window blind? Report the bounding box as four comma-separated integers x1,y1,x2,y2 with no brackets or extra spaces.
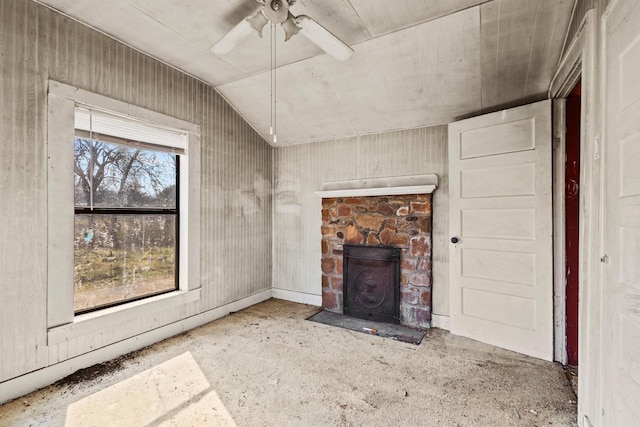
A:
74,106,187,154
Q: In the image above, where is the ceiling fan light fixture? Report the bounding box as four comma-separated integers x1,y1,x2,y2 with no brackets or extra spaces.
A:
246,11,269,36
281,15,301,42
264,0,289,24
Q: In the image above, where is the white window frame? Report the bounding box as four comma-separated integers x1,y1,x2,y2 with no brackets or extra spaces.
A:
46,81,201,344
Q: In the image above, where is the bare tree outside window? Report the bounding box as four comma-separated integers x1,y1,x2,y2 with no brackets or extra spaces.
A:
73,136,178,313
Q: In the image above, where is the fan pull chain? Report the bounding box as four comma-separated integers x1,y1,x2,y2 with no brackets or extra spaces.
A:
269,22,274,137
273,21,277,144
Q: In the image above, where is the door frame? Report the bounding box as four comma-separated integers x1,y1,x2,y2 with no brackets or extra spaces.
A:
551,98,568,365
548,7,601,423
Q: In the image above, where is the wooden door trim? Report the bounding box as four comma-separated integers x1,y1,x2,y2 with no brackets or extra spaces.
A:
552,98,567,365
549,7,602,424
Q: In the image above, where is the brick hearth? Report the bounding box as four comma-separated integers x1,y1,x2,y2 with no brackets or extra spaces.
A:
321,194,432,329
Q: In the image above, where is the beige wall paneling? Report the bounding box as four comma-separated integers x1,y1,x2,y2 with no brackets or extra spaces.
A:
0,0,50,383
357,128,450,319
0,0,272,397
273,126,449,317
273,137,355,302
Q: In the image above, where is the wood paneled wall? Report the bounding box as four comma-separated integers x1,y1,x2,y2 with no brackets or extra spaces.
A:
273,126,450,317
0,0,271,383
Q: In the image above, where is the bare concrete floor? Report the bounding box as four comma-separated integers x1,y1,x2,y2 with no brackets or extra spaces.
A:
0,299,577,426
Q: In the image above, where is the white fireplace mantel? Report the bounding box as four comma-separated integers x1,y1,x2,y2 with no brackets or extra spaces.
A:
314,174,438,198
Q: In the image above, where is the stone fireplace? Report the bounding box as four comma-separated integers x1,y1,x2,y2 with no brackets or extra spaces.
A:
316,175,437,329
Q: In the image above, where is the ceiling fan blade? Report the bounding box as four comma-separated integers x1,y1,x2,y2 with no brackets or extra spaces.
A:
211,11,268,55
293,15,353,61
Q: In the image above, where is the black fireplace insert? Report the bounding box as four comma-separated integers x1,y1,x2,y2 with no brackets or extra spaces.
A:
343,244,400,324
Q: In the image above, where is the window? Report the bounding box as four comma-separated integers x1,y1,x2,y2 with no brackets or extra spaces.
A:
47,81,201,335
73,108,184,313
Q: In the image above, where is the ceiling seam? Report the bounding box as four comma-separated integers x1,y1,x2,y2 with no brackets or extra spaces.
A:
352,0,495,40
345,0,373,39
493,0,501,111
543,3,562,93
558,0,580,65
522,0,540,96
277,121,450,148
127,2,184,38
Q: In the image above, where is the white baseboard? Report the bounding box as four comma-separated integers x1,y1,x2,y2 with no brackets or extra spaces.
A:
0,290,272,404
272,288,322,306
431,314,450,330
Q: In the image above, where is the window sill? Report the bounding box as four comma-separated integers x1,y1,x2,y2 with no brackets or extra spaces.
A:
47,289,201,346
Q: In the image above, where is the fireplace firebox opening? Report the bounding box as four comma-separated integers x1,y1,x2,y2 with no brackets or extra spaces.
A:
343,245,400,324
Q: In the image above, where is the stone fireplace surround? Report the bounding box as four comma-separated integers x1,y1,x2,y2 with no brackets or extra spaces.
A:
316,175,437,329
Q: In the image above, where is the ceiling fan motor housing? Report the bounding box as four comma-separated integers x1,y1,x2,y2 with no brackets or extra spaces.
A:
265,0,290,24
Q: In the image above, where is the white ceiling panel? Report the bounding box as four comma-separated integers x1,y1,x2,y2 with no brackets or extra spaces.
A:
332,7,482,137
217,60,359,144
36,0,575,146
218,7,481,145
37,0,252,85
348,0,490,36
480,0,574,109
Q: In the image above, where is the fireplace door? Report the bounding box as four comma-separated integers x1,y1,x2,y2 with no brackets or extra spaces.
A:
343,245,400,324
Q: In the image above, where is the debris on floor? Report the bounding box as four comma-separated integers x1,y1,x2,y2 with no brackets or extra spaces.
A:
0,299,578,426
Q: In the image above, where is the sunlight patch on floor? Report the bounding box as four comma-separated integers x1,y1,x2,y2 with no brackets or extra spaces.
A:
65,351,236,426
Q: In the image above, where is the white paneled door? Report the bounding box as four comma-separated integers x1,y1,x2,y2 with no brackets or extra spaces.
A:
448,100,553,361
602,0,640,424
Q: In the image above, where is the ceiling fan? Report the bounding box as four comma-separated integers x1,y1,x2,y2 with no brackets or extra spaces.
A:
211,0,354,61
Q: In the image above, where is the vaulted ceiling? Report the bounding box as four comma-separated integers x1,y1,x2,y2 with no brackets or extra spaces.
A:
35,0,575,146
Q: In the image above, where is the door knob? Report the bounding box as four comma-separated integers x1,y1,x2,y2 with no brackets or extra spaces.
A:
451,237,459,244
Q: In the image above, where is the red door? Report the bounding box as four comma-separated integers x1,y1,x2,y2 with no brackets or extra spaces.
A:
565,81,580,366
